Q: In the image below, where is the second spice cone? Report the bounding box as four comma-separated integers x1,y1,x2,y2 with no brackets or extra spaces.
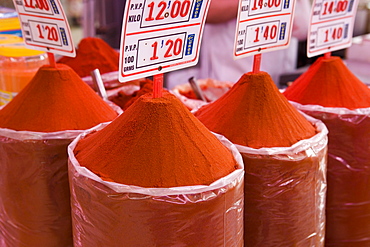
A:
195,72,328,246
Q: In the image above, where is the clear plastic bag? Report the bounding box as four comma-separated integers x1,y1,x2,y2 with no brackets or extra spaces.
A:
290,102,370,246
0,104,120,247
0,128,86,247
68,123,245,247
233,114,328,247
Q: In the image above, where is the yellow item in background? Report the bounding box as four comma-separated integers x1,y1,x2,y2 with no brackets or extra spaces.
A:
0,35,49,106
0,34,23,45
0,7,22,37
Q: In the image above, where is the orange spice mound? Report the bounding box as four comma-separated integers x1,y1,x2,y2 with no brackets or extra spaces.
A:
0,64,117,132
283,56,370,109
74,91,238,188
57,37,119,77
194,72,317,149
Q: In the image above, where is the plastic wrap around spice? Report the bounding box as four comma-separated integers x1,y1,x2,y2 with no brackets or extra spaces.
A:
0,64,118,246
283,56,370,246
57,37,119,78
69,92,244,246
194,71,328,246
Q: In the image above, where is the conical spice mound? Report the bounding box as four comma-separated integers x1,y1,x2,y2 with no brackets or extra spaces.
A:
57,37,119,77
74,91,238,188
283,56,370,109
194,71,317,148
0,64,117,132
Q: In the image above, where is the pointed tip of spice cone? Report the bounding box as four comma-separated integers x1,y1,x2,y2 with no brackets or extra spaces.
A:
74,91,238,188
0,64,117,132
283,56,370,109
57,37,119,77
194,71,317,149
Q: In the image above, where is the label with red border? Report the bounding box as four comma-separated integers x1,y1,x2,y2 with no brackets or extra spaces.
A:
234,0,296,59
119,0,210,82
12,0,75,57
307,0,359,57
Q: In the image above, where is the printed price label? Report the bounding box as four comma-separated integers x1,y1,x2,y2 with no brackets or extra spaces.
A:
234,0,296,58
119,0,210,82
12,0,76,57
307,0,359,57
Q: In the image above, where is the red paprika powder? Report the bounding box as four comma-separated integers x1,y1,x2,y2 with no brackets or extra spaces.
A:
283,56,370,246
57,37,119,78
0,64,118,247
75,91,237,187
283,56,370,109
0,64,117,132
69,91,244,246
195,71,327,246
195,71,317,148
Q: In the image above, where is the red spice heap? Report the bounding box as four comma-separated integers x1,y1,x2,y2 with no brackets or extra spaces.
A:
283,56,370,109
194,72,316,148
0,64,117,132
58,37,119,77
74,91,238,188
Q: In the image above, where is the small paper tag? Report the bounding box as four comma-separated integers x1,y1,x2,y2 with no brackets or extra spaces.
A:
307,0,359,57
12,0,76,57
119,0,211,82
234,0,296,59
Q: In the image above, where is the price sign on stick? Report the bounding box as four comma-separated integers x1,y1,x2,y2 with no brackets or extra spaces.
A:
307,0,359,57
234,0,297,59
12,0,76,57
119,0,211,82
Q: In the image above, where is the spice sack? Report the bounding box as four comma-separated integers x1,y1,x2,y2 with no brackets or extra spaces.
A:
284,56,370,246
194,72,328,246
0,64,118,246
68,92,245,247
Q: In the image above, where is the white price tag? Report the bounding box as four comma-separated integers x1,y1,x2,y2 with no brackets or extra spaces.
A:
307,0,359,57
119,0,211,82
12,0,76,57
234,0,296,58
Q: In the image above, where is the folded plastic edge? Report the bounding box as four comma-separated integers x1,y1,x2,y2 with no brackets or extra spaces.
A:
67,122,244,197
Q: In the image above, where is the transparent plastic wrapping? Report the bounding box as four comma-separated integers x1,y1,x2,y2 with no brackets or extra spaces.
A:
290,102,370,246
0,128,86,247
234,114,328,247
0,104,120,247
68,123,245,247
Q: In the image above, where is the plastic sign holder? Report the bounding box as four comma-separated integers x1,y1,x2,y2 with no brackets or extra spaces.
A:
12,0,76,59
234,0,297,61
307,0,359,57
119,0,211,86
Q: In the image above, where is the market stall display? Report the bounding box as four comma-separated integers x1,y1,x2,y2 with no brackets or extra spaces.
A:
283,56,370,246
0,64,118,246
194,71,328,246
68,91,244,246
57,37,119,78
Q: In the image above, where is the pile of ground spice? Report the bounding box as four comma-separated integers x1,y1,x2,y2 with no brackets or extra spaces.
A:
194,71,324,246
57,37,119,78
283,56,370,109
74,91,238,188
194,71,317,148
283,55,370,246
0,64,118,132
